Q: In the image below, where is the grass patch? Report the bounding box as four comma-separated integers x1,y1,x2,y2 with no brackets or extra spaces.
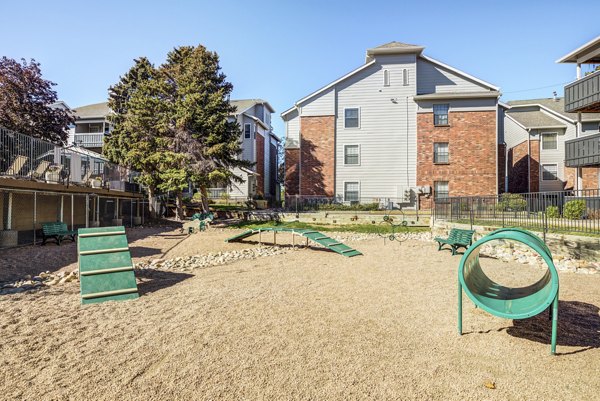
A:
230,220,430,234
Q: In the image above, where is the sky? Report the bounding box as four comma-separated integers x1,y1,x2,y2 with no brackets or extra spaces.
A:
1,0,599,139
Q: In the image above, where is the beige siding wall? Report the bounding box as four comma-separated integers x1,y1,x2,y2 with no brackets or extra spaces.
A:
417,58,488,94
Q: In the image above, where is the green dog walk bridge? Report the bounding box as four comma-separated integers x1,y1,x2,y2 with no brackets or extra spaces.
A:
226,227,362,257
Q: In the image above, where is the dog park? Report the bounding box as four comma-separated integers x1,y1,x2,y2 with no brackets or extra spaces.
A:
1,216,599,400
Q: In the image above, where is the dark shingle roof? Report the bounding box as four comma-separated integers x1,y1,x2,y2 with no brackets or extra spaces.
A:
507,97,600,122
507,110,566,129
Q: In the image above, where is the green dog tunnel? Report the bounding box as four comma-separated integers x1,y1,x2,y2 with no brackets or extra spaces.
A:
458,228,559,354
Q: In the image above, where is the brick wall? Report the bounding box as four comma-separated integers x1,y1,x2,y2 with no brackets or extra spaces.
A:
299,116,335,196
564,166,577,190
417,110,498,205
285,148,300,196
529,140,540,192
256,133,265,196
507,140,530,193
582,167,600,189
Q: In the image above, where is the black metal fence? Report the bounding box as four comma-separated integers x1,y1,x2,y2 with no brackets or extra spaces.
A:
284,195,417,213
433,189,600,235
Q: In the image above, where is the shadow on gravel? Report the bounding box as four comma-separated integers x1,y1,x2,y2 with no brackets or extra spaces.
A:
136,269,194,296
506,300,600,355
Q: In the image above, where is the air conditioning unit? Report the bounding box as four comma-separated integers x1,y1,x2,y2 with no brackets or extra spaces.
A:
419,185,432,195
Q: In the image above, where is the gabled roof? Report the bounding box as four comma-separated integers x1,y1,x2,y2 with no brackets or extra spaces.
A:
507,98,600,122
73,102,111,119
230,99,275,115
419,55,499,91
506,110,567,130
556,35,600,64
282,43,500,119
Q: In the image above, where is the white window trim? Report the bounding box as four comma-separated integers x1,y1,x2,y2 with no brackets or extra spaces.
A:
343,107,361,129
434,180,450,200
383,69,390,87
541,132,558,150
343,180,360,202
433,142,449,164
433,104,450,126
343,144,361,166
541,164,559,181
403,68,409,86
244,123,251,139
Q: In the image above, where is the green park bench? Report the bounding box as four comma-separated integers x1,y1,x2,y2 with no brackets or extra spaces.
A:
434,228,474,255
41,222,77,246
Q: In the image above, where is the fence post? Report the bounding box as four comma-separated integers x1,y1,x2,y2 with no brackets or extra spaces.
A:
502,202,505,228
71,194,74,231
470,198,474,230
543,208,547,243
130,199,133,228
85,194,89,228
33,192,37,245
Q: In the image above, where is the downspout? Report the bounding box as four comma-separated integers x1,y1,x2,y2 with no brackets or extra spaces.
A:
576,63,583,191
527,129,531,193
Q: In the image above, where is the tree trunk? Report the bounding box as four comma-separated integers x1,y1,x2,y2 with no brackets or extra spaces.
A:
175,191,184,221
200,185,209,213
147,186,157,218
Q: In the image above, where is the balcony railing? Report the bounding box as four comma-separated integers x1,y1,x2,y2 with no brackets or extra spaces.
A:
564,70,600,113
74,133,104,148
565,133,600,167
0,126,140,192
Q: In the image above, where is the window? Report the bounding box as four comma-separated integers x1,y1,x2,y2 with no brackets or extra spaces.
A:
344,182,359,202
434,181,449,202
344,108,360,128
433,104,449,126
344,145,360,165
434,142,449,163
541,133,558,150
403,69,409,86
542,164,558,181
89,124,102,133
244,123,251,139
383,69,390,87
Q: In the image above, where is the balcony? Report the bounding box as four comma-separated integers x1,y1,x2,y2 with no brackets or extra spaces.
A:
74,133,104,148
565,133,600,167
0,126,139,192
564,70,600,113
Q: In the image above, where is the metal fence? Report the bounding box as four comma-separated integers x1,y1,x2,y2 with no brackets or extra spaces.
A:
284,195,418,213
0,126,140,191
433,189,600,235
0,188,150,248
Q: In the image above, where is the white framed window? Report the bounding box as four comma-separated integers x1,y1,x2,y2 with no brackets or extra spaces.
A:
344,108,360,129
433,104,449,126
434,142,449,164
244,123,251,139
434,181,449,202
344,144,360,165
89,124,102,133
344,181,360,202
383,69,390,87
541,132,558,150
542,164,558,181
403,69,409,86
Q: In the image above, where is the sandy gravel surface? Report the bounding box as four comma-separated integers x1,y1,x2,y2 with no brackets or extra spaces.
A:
1,228,599,400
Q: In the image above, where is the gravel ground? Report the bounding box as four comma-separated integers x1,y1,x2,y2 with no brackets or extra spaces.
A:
0,227,599,400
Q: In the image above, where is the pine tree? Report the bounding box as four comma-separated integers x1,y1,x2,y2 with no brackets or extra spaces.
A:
161,45,251,214
0,57,73,143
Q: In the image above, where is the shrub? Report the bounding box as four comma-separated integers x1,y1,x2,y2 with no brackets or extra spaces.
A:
496,193,527,212
318,202,380,211
545,206,560,218
563,200,586,220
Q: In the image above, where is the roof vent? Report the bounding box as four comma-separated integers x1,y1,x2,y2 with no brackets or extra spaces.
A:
553,91,558,101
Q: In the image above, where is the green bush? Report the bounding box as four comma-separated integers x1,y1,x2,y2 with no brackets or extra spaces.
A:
563,200,586,220
545,206,560,218
319,202,380,211
496,193,527,212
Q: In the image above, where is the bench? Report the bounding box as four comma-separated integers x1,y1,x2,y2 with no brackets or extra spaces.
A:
434,228,474,255
41,222,77,245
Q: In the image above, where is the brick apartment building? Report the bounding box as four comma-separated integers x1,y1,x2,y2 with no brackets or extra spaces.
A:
281,42,503,208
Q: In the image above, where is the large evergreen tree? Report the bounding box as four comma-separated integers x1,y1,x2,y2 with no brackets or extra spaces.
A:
161,45,251,214
105,45,248,220
0,57,73,143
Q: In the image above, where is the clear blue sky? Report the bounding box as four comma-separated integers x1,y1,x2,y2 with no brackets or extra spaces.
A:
1,0,599,139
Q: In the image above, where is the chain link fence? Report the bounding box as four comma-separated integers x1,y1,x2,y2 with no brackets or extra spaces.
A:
0,188,149,248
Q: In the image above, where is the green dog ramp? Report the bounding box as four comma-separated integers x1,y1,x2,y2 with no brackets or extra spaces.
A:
78,226,139,305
